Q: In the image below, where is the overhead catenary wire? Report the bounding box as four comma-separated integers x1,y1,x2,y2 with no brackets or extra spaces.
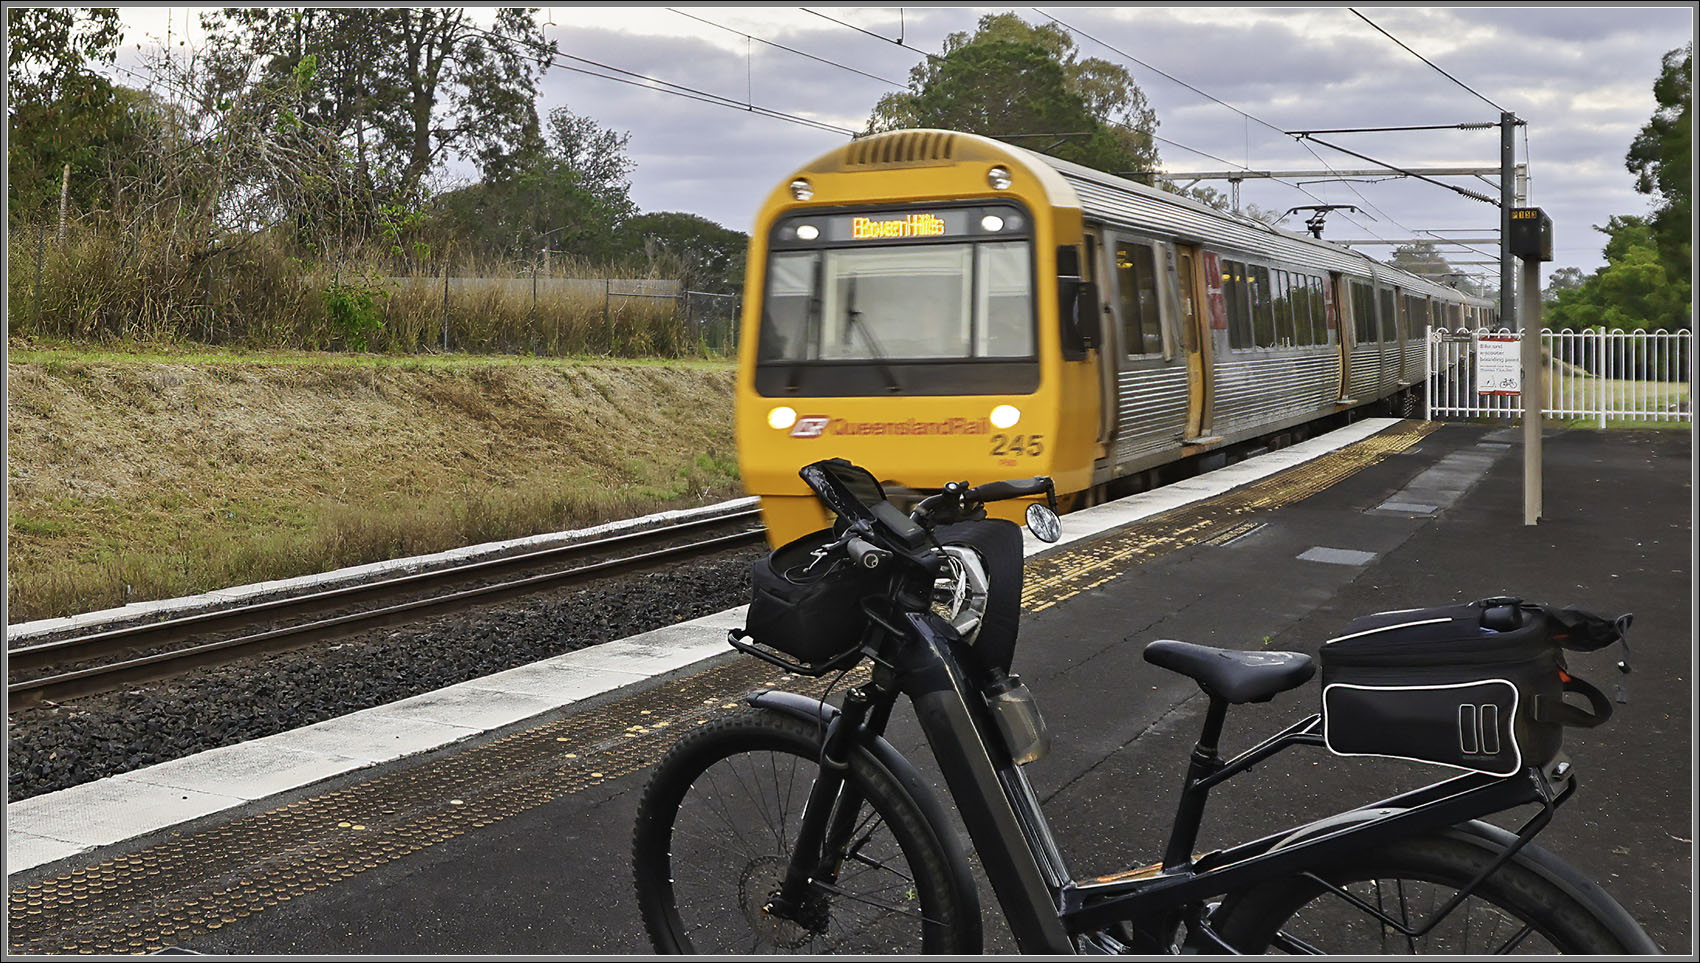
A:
667,8,908,88
1029,8,1415,244
1032,8,1501,270
461,22,859,137
1348,8,1509,114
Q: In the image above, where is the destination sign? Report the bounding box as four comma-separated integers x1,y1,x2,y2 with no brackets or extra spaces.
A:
851,213,947,239
775,206,1025,245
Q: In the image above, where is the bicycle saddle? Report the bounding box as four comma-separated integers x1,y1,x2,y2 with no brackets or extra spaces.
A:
1143,640,1315,704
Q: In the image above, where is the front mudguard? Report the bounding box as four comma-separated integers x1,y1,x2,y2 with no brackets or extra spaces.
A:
746,688,984,951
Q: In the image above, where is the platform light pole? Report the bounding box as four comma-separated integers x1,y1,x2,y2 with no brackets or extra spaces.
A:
1509,207,1552,526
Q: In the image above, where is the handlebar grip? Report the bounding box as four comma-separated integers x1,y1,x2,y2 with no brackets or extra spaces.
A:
966,477,1053,502
846,536,892,570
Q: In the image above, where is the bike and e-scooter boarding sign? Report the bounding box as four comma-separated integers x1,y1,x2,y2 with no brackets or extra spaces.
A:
1475,335,1521,395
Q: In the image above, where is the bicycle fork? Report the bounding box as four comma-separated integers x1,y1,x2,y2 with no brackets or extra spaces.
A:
765,684,888,927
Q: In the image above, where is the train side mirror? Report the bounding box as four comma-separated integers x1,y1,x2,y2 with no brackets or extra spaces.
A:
1056,244,1099,356
1058,276,1100,354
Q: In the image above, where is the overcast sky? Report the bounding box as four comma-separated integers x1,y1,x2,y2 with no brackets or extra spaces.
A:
112,6,1694,281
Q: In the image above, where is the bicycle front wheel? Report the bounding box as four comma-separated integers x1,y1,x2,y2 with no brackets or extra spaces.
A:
632,707,975,954
1212,828,1656,954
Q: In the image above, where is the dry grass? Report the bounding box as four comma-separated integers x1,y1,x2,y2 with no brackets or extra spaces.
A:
6,349,740,623
6,223,703,356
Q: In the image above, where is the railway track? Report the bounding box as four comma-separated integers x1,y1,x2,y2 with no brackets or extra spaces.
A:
8,509,767,710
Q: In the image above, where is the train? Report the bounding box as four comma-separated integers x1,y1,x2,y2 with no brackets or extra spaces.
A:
734,129,1498,546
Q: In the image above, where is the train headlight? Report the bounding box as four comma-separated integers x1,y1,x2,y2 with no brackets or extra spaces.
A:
990,405,1021,429
789,178,814,201
768,406,798,430
795,224,819,241
980,214,1005,233
987,166,1013,190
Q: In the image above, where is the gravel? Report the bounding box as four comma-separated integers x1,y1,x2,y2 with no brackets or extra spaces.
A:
6,549,764,802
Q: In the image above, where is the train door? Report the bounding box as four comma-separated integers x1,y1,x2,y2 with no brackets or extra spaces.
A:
1394,290,1412,385
1083,224,1118,474
1174,244,1214,440
1103,230,1190,469
1328,272,1350,401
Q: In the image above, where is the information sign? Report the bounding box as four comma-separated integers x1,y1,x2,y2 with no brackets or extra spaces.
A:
1476,335,1521,395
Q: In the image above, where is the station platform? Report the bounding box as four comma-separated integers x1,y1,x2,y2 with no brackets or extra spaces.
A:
6,419,1691,955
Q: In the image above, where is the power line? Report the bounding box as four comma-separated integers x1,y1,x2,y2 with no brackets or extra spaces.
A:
1033,9,1505,274
800,7,942,63
666,9,908,88
462,23,858,138
1030,9,1412,242
1348,8,1508,114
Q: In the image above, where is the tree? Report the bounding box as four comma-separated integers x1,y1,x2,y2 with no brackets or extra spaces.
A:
200,8,554,204
4,7,122,105
431,106,638,262
5,8,134,222
1546,216,1690,333
1625,44,1691,284
1543,266,1586,304
1389,242,1455,279
867,13,1159,178
625,212,748,295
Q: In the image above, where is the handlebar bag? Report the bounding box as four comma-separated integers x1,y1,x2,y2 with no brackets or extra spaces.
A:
744,528,878,667
1320,598,1617,777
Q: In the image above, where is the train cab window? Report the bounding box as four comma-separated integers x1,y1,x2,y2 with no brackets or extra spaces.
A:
1115,242,1163,356
977,242,1035,358
759,251,820,361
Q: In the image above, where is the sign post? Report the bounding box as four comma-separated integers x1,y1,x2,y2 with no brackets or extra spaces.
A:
1509,206,1552,526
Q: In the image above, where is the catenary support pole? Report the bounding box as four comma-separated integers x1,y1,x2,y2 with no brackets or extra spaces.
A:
1500,112,1516,330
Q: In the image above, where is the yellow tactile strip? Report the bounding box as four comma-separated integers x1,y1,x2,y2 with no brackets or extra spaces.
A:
1020,421,1436,613
8,421,1434,955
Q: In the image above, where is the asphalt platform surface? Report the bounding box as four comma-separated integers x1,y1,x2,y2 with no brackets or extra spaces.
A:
7,422,1692,956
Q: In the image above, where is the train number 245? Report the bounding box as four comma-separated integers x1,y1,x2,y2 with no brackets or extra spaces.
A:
990,433,1045,457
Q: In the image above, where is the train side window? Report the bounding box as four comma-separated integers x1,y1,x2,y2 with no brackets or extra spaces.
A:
1115,242,1164,356
1293,274,1313,346
1272,270,1293,347
1351,281,1375,345
1250,265,1275,348
1222,260,1249,349
1378,288,1396,343
1309,277,1328,344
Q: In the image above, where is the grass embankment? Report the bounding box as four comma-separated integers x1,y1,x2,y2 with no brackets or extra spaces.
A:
6,345,740,624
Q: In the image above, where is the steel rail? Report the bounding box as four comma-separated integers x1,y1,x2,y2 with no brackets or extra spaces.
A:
10,508,763,673
9,517,766,709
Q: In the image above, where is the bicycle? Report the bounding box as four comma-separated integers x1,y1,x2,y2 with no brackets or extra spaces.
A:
631,457,1658,954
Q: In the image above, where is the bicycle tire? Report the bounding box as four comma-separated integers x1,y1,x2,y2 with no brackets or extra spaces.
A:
1212,827,1652,954
632,707,975,954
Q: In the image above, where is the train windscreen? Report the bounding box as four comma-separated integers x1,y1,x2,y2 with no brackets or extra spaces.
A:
760,242,1033,363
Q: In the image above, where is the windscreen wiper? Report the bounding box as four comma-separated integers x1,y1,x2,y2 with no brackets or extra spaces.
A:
845,278,902,393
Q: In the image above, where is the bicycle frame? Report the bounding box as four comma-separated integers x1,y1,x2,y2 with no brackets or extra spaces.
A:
755,610,1579,954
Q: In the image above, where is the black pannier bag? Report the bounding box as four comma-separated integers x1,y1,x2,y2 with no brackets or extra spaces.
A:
1320,597,1625,777
742,527,877,668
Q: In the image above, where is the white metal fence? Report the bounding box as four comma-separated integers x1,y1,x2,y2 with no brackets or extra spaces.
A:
1427,327,1692,425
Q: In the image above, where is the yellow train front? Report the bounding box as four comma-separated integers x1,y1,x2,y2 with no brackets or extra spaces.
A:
736,130,1101,546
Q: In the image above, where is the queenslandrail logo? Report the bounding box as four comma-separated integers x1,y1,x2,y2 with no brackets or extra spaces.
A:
791,416,989,438
851,213,948,240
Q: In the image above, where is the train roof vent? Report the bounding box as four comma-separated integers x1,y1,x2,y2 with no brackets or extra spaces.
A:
845,130,958,168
